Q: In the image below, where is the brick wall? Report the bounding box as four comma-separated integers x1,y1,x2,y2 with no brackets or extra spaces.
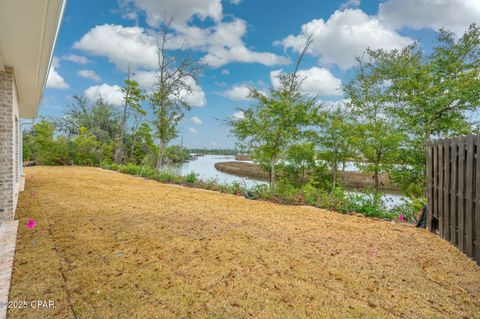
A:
0,69,15,221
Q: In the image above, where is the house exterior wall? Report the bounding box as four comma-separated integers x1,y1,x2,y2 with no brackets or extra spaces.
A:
0,68,20,221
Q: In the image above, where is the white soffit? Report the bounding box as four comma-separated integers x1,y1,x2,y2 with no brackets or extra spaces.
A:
0,0,66,118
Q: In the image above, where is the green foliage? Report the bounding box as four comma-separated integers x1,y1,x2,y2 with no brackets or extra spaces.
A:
150,19,205,169
184,172,199,184
56,96,121,143
165,145,190,163
115,76,146,164
315,108,355,191
71,127,101,165
130,122,158,166
344,59,405,197
228,38,318,189
365,24,480,197
281,143,317,186
347,192,393,219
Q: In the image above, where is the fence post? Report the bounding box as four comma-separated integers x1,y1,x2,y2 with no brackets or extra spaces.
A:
465,135,474,257
427,141,434,231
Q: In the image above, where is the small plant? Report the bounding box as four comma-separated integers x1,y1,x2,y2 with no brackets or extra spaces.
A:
184,172,199,184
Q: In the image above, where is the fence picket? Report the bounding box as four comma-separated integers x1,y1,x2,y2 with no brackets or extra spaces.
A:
438,142,444,237
444,141,450,241
475,136,480,263
451,139,458,244
458,136,465,252
465,136,474,257
427,141,434,231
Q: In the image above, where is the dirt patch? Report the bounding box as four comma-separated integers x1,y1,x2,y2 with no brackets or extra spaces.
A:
215,161,270,180
9,166,480,318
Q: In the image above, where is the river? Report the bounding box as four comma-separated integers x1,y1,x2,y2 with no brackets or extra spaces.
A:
163,154,406,208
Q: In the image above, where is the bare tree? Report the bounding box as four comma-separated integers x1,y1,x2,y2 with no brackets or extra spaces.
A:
150,15,205,170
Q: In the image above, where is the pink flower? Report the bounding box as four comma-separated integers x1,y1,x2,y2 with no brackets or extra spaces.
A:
26,219,37,229
399,213,404,222
368,248,378,256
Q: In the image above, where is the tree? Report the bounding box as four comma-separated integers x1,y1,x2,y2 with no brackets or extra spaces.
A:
56,96,121,144
114,64,146,164
150,16,205,170
228,37,317,189
72,127,101,165
282,142,316,186
344,58,404,199
367,24,480,197
315,108,355,192
130,122,158,167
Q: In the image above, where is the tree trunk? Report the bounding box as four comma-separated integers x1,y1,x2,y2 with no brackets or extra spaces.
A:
156,139,166,171
114,104,128,164
341,161,346,188
373,167,380,206
331,166,337,194
270,155,276,190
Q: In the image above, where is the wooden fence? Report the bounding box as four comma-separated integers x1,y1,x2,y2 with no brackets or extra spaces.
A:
427,135,480,265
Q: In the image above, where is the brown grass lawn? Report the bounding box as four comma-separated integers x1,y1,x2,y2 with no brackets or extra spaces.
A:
8,166,480,318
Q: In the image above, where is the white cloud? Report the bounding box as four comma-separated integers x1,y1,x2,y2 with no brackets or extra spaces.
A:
78,69,101,82
191,116,202,125
73,24,158,71
211,141,218,146
277,9,412,69
188,127,198,134
232,111,245,120
179,77,207,107
132,71,206,107
230,0,242,4
221,69,230,75
46,57,69,89
201,19,290,67
223,85,252,101
132,70,158,89
84,84,124,106
63,54,91,64
118,2,289,68
341,0,361,10
322,98,350,112
270,67,343,97
379,0,480,35
123,0,223,28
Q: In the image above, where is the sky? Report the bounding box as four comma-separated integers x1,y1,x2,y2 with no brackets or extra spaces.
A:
41,0,480,149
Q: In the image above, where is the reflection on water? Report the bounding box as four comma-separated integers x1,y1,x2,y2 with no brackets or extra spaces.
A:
163,155,265,188
163,154,406,208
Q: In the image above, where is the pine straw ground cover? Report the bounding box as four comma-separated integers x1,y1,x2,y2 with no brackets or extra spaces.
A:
8,166,480,319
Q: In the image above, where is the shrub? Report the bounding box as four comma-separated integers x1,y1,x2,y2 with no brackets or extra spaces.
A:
347,192,395,219
184,172,199,184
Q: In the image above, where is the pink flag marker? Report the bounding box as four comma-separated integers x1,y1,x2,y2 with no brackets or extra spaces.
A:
26,219,37,229
399,213,404,222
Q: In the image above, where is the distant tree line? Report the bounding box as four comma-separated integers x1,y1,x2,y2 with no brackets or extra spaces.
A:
229,25,480,202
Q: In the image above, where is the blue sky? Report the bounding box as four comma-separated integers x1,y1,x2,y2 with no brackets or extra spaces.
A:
41,0,480,148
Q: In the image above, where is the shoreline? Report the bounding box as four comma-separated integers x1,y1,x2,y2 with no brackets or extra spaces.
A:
214,161,399,191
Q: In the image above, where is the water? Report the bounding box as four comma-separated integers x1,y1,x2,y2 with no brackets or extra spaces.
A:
163,155,267,188
163,154,406,208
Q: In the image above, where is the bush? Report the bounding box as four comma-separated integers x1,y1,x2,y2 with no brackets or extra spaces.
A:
184,172,199,184
346,192,395,219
